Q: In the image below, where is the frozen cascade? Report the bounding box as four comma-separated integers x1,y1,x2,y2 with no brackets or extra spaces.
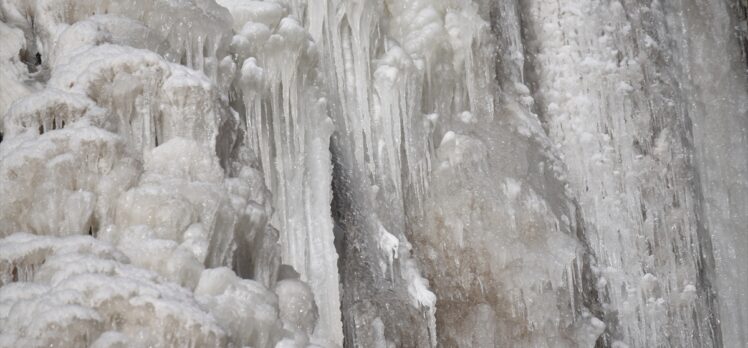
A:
522,0,748,346
0,0,746,347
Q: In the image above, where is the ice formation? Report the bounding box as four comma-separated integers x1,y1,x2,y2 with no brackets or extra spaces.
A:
0,0,746,347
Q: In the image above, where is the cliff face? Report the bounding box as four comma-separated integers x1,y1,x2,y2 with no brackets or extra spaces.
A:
0,0,746,347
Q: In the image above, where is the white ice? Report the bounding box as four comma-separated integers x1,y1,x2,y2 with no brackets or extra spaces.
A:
1,0,746,347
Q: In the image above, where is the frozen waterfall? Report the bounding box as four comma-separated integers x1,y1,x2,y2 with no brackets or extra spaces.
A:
0,0,746,347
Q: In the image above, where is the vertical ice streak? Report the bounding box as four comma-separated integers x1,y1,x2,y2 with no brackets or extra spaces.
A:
232,9,343,343
670,1,748,345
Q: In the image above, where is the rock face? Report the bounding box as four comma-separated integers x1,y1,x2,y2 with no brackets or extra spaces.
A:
0,0,746,347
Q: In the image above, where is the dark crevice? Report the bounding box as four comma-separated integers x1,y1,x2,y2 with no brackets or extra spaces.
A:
215,95,250,177
572,200,614,348
680,97,725,348
515,0,550,133
330,124,432,347
19,48,42,73
329,132,349,263
733,0,748,69
329,131,352,347
89,217,99,238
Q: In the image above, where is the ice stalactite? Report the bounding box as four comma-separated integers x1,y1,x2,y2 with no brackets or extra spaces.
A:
268,0,596,346
229,3,341,342
296,0,440,346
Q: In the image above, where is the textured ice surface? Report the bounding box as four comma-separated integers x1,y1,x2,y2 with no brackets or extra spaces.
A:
1,0,747,347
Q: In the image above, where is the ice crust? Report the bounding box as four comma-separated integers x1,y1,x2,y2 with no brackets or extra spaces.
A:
1,0,747,347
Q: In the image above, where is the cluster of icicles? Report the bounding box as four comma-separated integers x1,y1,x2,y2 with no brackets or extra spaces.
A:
0,0,329,347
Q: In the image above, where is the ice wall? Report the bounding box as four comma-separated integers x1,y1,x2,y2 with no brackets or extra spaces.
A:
523,1,721,346
0,0,304,347
1,0,747,347
293,0,597,346
521,0,748,346
674,1,748,346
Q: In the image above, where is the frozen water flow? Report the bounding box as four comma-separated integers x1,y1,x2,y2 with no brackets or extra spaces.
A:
0,0,746,347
